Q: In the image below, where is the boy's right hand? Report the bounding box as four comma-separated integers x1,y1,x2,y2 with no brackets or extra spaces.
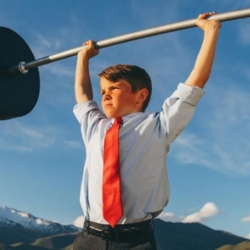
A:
75,40,98,103
78,40,99,60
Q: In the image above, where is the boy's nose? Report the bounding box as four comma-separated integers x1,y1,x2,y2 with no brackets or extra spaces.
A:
103,93,112,101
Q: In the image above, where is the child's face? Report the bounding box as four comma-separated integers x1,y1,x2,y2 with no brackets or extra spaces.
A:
100,77,141,118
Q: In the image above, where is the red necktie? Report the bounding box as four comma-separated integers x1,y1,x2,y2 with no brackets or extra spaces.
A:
102,117,123,228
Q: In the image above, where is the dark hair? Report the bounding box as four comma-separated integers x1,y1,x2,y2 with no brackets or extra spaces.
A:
98,64,152,112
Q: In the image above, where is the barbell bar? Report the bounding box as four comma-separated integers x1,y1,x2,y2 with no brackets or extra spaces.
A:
8,8,250,75
1,8,250,120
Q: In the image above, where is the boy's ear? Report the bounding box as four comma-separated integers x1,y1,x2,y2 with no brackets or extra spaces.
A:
136,88,149,105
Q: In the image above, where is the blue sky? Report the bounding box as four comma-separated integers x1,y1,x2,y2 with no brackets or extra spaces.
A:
1,0,250,240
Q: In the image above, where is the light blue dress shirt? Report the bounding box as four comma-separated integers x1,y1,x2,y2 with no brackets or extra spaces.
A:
73,83,204,225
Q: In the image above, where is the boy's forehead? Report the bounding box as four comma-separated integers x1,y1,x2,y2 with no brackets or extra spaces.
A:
100,78,129,87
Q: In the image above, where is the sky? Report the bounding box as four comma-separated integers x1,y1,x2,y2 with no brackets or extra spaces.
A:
1,0,250,240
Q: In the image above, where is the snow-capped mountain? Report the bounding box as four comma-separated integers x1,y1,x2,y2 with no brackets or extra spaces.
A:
0,205,80,235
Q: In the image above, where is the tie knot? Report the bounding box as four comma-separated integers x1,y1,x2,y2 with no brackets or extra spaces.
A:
115,117,123,125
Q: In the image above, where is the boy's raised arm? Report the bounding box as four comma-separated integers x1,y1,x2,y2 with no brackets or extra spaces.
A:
185,12,221,89
75,40,99,103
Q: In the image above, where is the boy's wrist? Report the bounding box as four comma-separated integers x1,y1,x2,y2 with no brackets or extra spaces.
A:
77,54,90,66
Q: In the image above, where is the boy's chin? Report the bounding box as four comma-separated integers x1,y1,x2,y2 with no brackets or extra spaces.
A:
104,112,115,119
104,111,120,118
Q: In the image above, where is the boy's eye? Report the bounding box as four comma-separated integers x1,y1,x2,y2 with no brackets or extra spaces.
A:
101,86,120,96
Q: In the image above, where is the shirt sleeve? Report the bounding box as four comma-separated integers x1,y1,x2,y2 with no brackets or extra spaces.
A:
73,101,106,144
161,83,205,145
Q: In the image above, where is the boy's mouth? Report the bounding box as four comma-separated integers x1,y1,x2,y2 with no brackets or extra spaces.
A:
104,103,113,108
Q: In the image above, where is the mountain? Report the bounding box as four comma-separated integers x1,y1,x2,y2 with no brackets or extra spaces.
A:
153,219,249,250
217,241,250,250
0,205,249,249
0,206,80,245
0,206,79,235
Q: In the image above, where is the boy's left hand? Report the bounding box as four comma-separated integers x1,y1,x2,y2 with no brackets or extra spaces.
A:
196,12,221,31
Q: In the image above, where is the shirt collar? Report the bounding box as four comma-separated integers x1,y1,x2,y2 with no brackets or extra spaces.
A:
110,112,143,124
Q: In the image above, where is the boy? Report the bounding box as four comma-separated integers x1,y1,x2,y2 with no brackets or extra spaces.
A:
73,13,221,250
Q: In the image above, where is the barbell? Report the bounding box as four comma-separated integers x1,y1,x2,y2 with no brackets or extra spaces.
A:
1,8,250,120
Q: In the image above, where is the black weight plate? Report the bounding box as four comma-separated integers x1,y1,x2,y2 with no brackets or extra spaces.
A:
0,27,40,120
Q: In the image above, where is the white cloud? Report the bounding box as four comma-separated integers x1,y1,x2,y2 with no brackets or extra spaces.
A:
247,233,250,240
4,120,54,150
182,202,219,223
238,19,250,46
73,215,85,228
0,120,80,152
242,216,250,222
158,202,219,224
32,32,64,58
45,64,75,77
1,121,55,151
158,211,176,222
172,83,250,177
64,141,82,149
